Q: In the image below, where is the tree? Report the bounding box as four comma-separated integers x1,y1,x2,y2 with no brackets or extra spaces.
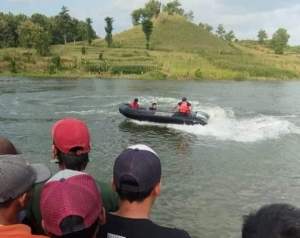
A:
105,17,113,48
142,19,153,49
144,0,161,18
162,0,184,15
257,29,268,44
55,6,73,44
216,24,226,39
199,22,213,32
34,28,50,56
86,18,93,45
271,28,290,54
131,8,145,25
224,30,235,42
17,20,39,48
131,1,161,26
184,10,194,21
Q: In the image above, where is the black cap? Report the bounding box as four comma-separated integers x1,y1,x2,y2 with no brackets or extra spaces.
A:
114,144,161,193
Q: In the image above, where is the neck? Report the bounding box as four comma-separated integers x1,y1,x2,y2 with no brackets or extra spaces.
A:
115,197,154,219
0,207,19,225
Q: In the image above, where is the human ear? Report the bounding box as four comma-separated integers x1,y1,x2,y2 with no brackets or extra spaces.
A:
153,182,161,197
111,179,116,192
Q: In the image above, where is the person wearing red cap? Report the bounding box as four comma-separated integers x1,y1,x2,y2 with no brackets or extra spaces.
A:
26,118,118,235
98,144,191,238
40,170,105,238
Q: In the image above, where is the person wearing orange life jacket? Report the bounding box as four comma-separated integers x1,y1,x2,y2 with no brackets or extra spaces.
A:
177,97,192,115
130,98,139,109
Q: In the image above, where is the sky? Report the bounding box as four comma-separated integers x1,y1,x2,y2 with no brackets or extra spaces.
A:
1,0,300,45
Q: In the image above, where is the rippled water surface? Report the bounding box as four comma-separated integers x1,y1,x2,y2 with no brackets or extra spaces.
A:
1,77,300,238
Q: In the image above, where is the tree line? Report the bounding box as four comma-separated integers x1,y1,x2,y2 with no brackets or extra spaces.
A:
0,6,96,55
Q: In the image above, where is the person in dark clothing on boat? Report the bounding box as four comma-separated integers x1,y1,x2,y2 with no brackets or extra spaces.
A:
149,102,157,111
130,98,139,109
98,144,191,238
177,97,192,116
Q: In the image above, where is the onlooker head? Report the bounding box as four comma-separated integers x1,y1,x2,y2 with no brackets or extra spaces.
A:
0,155,50,225
51,118,91,171
242,203,300,238
182,97,187,102
113,144,161,203
40,170,105,238
99,144,191,238
0,137,19,155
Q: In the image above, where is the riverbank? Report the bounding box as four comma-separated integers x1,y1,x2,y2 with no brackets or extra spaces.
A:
1,41,300,81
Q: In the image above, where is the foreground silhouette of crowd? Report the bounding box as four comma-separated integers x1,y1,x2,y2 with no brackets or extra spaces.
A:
0,118,300,238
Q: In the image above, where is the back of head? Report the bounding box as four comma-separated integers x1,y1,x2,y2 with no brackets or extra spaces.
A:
134,98,138,102
113,144,161,203
242,203,300,238
40,170,103,238
0,137,18,155
51,118,91,171
182,97,187,102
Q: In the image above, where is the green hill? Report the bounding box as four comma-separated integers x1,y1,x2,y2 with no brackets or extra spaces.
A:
1,14,300,80
97,14,232,54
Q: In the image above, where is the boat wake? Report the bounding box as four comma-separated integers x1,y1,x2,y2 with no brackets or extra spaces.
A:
129,99,300,142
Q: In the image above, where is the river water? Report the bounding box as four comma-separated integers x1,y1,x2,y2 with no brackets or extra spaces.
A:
1,77,300,238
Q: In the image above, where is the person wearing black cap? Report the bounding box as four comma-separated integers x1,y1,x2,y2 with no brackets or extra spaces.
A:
98,144,191,238
176,97,192,116
0,155,50,238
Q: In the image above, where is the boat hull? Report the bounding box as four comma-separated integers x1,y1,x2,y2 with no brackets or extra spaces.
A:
119,104,209,125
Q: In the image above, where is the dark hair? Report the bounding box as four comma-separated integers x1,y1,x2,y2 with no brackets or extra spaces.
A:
242,203,300,238
51,216,99,238
0,137,18,155
116,179,154,203
182,97,187,101
56,147,89,171
134,98,138,102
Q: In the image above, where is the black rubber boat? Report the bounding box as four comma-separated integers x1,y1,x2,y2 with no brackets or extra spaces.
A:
119,103,209,125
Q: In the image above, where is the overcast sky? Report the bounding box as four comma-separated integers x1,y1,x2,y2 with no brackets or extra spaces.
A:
1,0,300,45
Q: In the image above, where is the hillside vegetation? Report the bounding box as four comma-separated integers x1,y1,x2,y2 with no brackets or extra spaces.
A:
1,14,300,80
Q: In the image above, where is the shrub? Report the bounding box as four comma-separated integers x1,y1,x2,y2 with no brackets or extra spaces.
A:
81,46,86,55
10,57,17,73
195,68,203,79
51,56,61,70
140,70,167,80
111,65,157,74
84,61,110,73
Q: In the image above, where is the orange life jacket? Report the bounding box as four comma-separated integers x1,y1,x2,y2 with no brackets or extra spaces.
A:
179,102,190,113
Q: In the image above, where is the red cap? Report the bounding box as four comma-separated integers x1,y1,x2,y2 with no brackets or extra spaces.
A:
40,170,102,236
51,118,91,154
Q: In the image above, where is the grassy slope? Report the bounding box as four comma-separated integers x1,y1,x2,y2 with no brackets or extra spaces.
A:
1,14,300,80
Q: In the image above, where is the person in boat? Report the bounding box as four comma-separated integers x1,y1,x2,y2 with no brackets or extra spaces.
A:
177,97,192,116
149,102,157,111
130,98,139,109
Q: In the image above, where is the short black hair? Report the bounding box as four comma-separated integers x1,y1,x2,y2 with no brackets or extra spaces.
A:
51,216,99,238
56,147,89,171
116,178,154,203
242,203,300,238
